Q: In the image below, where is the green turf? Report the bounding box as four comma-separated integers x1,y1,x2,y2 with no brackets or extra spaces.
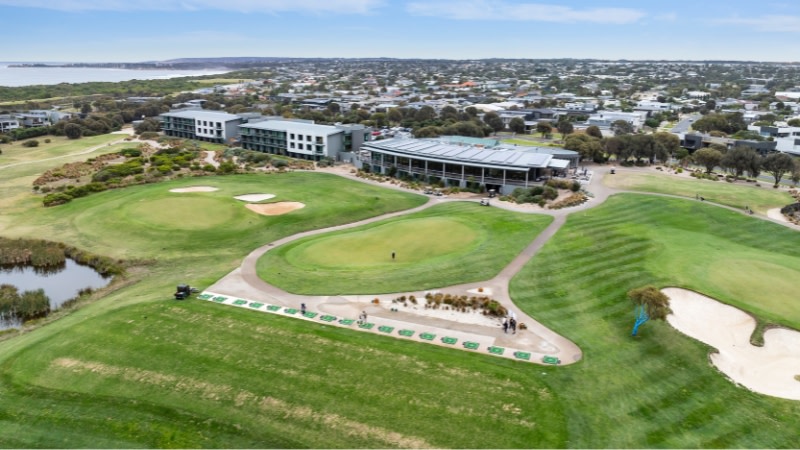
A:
603,170,794,214
1,142,799,447
258,202,553,294
286,216,478,268
508,193,800,447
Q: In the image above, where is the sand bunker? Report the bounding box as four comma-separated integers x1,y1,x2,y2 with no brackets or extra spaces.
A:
664,287,800,401
169,186,219,193
234,193,276,202
246,202,305,216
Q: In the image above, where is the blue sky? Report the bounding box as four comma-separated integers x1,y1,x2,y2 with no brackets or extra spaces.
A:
2,0,800,62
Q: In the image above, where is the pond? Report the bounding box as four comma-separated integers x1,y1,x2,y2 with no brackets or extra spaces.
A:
0,258,111,329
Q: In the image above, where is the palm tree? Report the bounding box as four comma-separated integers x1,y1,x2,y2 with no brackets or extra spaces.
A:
628,286,671,336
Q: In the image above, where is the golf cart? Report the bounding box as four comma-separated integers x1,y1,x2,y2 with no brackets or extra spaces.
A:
480,198,490,206
174,284,198,300
423,186,434,195
487,189,497,198
174,284,191,300
610,166,616,175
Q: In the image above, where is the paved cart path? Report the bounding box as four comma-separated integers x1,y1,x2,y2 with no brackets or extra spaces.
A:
207,165,797,365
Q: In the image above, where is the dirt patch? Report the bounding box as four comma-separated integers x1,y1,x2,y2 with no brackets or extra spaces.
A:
663,287,800,401
246,202,305,216
234,193,276,202
169,186,219,193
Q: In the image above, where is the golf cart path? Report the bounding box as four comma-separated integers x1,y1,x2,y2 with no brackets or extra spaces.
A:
207,165,796,365
207,170,619,365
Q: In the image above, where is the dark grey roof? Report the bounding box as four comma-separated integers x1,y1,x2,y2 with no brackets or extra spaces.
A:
364,138,574,170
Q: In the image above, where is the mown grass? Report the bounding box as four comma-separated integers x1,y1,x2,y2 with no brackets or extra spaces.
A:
509,193,800,447
604,170,794,214
1,139,799,448
259,202,552,294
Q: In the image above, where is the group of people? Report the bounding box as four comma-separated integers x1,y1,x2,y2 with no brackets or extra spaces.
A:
502,316,518,334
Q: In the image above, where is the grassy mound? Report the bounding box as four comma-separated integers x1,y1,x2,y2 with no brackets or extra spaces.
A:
604,170,793,214
258,202,553,294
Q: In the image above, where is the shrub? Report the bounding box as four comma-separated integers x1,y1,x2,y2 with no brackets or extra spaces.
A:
44,138,51,143
138,131,160,140
23,140,39,148
570,181,581,192
542,186,559,200
42,192,74,207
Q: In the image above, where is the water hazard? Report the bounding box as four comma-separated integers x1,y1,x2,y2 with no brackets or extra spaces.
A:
0,258,111,329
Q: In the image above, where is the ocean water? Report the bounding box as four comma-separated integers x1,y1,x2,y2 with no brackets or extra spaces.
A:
0,62,231,87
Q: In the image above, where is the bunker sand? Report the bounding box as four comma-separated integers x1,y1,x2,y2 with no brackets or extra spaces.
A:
665,287,800,401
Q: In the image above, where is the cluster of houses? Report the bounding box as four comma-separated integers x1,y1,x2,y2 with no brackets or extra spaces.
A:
0,110,72,133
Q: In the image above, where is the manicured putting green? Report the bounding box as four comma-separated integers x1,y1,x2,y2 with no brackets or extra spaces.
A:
285,217,478,268
259,202,552,294
126,196,237,230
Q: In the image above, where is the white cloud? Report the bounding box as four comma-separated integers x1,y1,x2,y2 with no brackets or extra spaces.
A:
406,1,645,24
715,15,800,32
0,0,384,14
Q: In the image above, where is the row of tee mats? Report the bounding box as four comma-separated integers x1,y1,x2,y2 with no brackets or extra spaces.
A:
199,292,559,364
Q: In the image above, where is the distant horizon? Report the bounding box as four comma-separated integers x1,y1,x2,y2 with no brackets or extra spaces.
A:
3,1,800,62
3,57,800,65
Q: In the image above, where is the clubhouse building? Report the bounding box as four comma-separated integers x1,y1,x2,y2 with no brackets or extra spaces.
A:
360,137,579,194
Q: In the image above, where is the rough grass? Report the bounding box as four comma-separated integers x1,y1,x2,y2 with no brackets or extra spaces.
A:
0,136,130,219
259,202,552,294
604,170,794,214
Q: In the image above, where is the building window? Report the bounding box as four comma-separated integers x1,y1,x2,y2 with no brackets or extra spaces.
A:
290,143,295,149
290,133,295,139
307,135,312,141
306,144,312,150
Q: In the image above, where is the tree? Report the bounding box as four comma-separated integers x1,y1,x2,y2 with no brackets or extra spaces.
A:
64,123,83,140
792,159,800,186
557,120,574,139
720,146,759,179
652,132,680,159
611,120,634,135
692,147,723,173
564,134,603,162
585,125,603,139
414,106,436,123
326,102,341,115
787,118,800,127
134,118,161,134
508,117,526,134
439,105,459,122
761,152,795,187
536,122,553,138
629,286,671,337
80,102,92,114
483,112,504,133
387,107,403,124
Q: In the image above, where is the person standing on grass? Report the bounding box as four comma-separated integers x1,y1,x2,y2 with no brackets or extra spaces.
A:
392,250,396,261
